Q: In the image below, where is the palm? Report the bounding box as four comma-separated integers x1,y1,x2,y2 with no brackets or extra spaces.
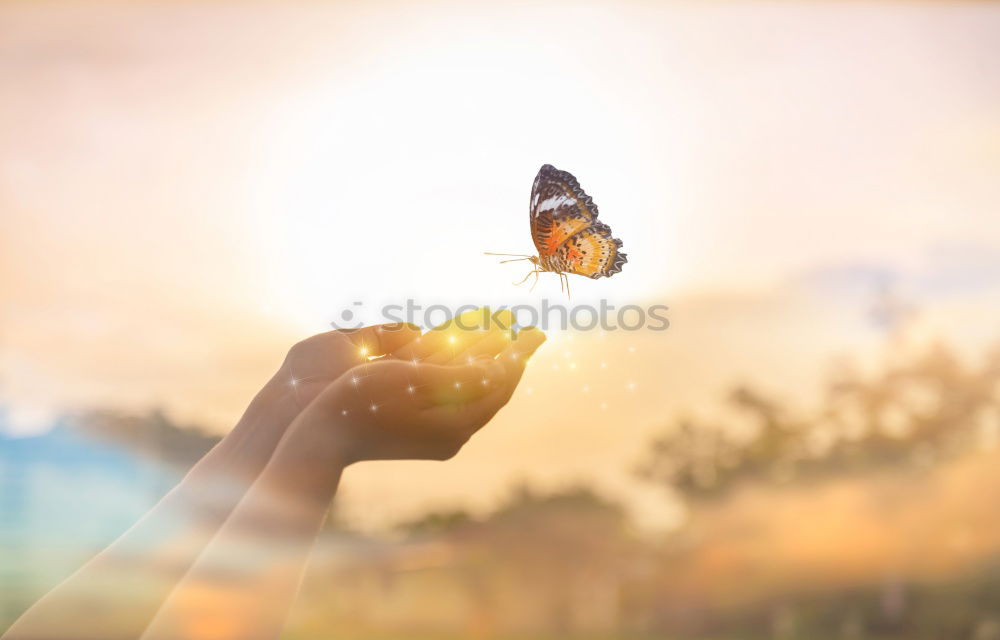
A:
277,324,419,409
302,324,545,464
278,310,521,410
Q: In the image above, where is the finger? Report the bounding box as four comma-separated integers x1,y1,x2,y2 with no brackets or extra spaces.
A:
395,309,492,360
494,326,547,395
421,328,546,433
422,308,516,364
438,307,514,332
393,308,515,362
339,323,422,357
445,325,512,365
422,327,498,365
409,359,506,407
390,326,456,362
497,326,546,371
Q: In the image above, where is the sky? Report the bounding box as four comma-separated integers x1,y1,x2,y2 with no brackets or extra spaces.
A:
2,0,1000,529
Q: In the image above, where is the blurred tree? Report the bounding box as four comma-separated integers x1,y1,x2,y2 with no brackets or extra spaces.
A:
395,508,475,537
638,340,1000,503
74,407,219,469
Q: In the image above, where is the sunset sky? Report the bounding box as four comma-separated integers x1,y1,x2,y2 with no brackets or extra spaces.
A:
2,1,1000,529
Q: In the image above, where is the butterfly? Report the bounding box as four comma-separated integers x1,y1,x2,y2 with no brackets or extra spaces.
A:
487,164,626,298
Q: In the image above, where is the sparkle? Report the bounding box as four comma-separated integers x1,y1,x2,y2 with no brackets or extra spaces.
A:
628,346,636,353
582,385,590,393
289,378,299,388
448,335,457,345
369,403,378,413
341,409,348,416
626,381,637,392
454,381,462,389
481,378,489,386
599,361,607,369
407,385,416,394
351,376,360,386
568,362,577,370
359,345,370,358
526,386,534,394
466,355,474,364
411,358,420,366
600,402,608,410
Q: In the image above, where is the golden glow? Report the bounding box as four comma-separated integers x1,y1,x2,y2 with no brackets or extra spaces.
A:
0,1,998,533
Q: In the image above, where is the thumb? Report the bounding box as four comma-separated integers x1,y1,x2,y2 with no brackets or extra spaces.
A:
498,327,546,375
340,322,422,357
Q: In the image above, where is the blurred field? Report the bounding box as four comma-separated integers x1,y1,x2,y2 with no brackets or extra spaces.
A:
275,335,1000,640
6,332,1000,638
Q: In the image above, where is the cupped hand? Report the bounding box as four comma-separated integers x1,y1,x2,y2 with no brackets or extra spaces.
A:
274,322,422,410
274,308,518,410
390,308,518,366
294,325,545,464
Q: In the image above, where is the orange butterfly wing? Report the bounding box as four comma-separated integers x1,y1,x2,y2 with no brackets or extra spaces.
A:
528,164,626,279
554,222,626,279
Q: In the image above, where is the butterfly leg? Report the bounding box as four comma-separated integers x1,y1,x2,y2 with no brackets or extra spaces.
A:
529,269,540,292
558,272,571,300
513,269,541,287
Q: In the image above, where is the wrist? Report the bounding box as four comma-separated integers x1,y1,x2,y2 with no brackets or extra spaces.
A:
199,372,305,479
262,408,352,500
232,369,305,436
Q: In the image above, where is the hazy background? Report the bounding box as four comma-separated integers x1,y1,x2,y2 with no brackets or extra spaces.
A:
3,2,1000,637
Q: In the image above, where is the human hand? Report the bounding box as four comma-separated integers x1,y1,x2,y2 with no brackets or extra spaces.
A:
389,308,520,366
235,310,526,477
290,325,545,465
272,308,517,412
272,322,423,411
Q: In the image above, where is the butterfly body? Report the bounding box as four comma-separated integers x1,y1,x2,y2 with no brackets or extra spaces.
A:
488,164,626,297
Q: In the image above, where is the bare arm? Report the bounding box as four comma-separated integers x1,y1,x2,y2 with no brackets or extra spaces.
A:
138,328,543,640
2,310,531,640
1,324,421,640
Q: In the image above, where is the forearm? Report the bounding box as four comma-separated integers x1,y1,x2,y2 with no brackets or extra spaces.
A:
140,412,346,640
2,376,301,640
136,348,532,640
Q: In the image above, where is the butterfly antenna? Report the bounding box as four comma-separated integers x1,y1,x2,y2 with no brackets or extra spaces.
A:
485,252,533,258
